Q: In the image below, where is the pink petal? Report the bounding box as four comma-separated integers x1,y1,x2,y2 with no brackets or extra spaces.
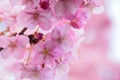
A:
20,70,32,79
12,47,25,59
65,0,79,14
44,41,56,51
61,36,73,52
56,23,70,35
17,10,37,29
32,53,44,65
54,1,65,18
34,42,44,53
16,35,29,47
0,36,9,48
38,16,52,31
0,47,13,59
51,28,61,40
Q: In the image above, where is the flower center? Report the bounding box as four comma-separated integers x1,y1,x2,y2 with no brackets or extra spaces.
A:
33,12,40,20
27,11,40,21
9,42,16,48
43,48,49,56
32,69,39,78
57,37,65,44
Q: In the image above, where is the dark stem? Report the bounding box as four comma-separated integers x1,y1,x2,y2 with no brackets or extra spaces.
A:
19,27,27,35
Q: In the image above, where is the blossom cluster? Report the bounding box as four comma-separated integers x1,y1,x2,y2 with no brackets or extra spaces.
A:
0,0,104,80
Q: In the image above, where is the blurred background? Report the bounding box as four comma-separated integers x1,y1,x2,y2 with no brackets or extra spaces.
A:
66,0,120,80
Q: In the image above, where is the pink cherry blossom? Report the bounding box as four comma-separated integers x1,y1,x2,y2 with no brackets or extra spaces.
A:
10,0,40,8
33,41,64,65
55,56,71,73
17,9,52,30
50,23,73,52
79,0,104,14
0,0,105,79
79,0,103,8
15,63,55,80
54,0,80,18
67,9,90,29
0,35,29,59
0,0,22,27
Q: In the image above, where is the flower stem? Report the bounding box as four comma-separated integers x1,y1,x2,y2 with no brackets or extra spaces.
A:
26,44,33,65
19,27,27,35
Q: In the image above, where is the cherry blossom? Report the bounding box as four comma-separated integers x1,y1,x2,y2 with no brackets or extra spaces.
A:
50,23,73,52
33,41,64,65
67,9,90,29
0,35,29,59
0,0,104,79
79,0,104,14
54,0,80,18
10,0,40,8
15,63,55,80
17,9,52,30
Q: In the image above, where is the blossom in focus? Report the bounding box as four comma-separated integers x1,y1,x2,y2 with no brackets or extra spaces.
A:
50,23,73,52
0,35,29,59
33,40,64,65
67,9,90,29
15,63,54,80
17,9,52,30
54,0,80,18
0,0,105,79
